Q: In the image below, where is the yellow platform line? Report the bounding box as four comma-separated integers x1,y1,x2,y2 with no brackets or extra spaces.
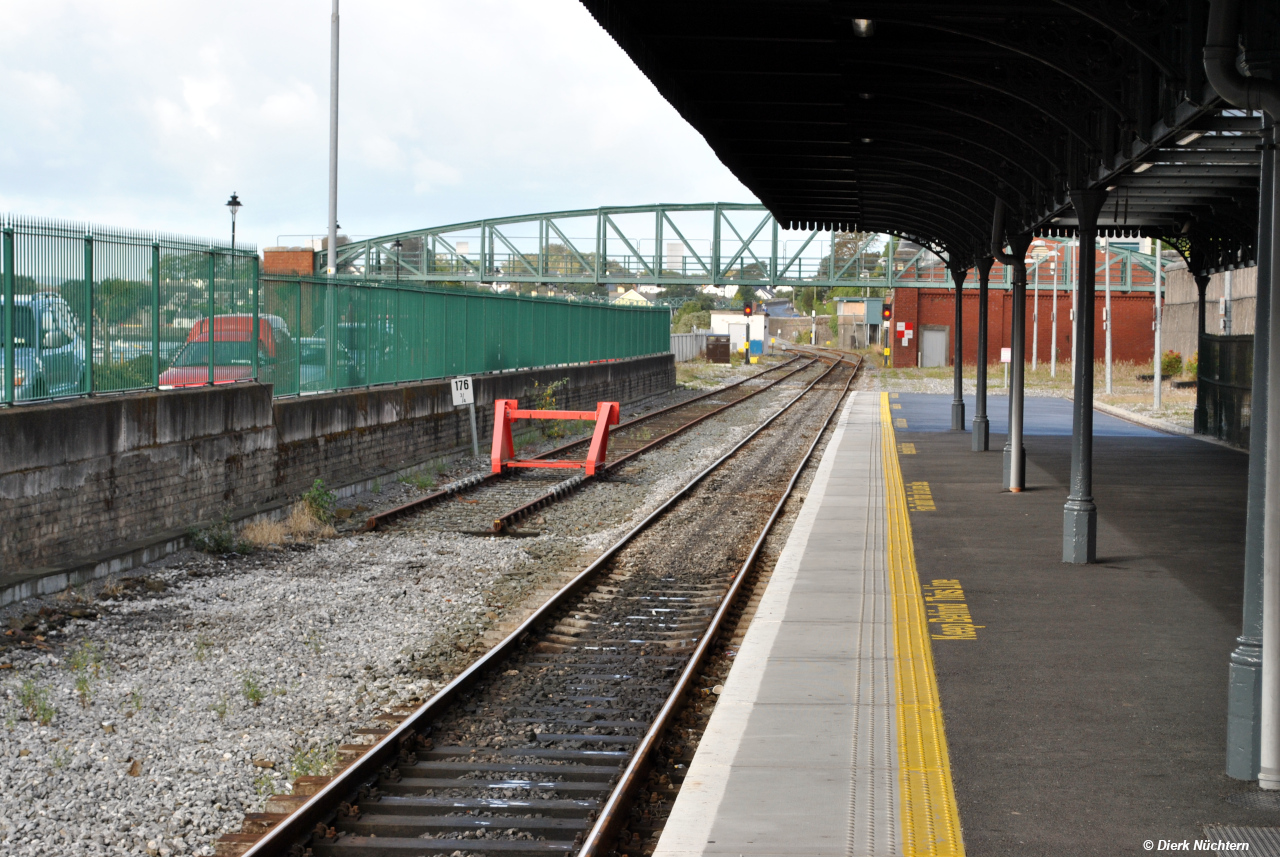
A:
880,393,965,856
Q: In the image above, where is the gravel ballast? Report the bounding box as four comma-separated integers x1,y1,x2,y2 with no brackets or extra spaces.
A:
0,358,793,857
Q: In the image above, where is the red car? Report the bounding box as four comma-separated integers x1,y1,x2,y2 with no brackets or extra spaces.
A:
159,314,292,388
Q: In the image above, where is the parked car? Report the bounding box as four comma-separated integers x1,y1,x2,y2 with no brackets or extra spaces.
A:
159,314,292,389
298,337,362,391
0,293,86,400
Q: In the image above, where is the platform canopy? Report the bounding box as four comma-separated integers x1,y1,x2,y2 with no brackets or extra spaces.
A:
579,1,1277,273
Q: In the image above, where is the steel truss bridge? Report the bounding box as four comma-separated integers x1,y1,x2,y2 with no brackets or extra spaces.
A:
318,202,1168,292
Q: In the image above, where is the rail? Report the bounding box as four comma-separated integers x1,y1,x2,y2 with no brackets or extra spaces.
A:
232,351,860,857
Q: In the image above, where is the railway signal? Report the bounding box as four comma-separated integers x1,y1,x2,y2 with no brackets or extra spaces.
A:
743,303,754,317
882,303,892,322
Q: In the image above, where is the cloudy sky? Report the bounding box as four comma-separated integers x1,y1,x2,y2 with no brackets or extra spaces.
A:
0,0,756,249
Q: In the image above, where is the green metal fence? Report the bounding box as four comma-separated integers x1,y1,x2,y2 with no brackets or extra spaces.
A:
1,215,670,406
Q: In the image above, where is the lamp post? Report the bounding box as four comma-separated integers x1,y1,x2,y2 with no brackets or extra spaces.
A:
226,192,242,253
393,239,403,283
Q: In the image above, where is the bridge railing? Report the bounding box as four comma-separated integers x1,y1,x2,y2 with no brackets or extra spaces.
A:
0,214,671,407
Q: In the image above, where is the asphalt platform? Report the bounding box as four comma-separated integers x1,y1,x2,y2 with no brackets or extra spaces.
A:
894,393,1272,854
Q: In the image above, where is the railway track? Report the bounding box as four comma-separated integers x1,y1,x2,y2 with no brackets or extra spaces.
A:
362,354,818,535
222,351,861,857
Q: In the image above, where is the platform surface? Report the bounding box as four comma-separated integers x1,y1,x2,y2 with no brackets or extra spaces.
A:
656,392,1276,857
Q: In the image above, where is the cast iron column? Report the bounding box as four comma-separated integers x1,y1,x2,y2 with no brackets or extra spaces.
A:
1230,123,1273,780
973,256,994,451
1194,274,1210,435
1002,234,1033,491
951,265,968,430
1063,189,1108,563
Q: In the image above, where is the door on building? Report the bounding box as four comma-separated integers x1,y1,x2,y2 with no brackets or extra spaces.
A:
920,327,949,367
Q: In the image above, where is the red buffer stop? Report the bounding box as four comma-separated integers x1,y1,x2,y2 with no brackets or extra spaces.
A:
490,399,620,477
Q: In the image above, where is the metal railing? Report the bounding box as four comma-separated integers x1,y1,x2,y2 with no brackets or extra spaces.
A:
318,204,1175,293
1,215,670,406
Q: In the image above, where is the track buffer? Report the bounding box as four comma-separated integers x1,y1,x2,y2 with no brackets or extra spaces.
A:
491,399,620,476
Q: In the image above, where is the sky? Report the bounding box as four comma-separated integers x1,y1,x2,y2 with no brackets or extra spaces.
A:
0,0,757,250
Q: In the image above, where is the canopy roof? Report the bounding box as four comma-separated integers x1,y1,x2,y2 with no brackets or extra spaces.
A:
580,1,1279,273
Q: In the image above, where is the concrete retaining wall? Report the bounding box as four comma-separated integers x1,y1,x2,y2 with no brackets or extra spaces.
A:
1,354,675,591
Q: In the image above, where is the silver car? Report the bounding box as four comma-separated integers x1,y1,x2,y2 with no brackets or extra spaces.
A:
0,293,86,400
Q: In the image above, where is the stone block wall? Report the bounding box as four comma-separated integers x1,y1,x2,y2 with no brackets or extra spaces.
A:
0,384,278,574
1,354,675,579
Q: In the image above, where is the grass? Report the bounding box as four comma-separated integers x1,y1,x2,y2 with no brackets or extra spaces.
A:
68,642,105,708
17,680,55,726
210,696,229,720
286,503,337,540
400,473,435,491
194,636,212,663
241,674,265,707
254,771,279,798
290,744,339,782
242,518,289,548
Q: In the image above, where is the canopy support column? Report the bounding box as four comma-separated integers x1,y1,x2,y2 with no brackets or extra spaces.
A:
950,265,968,431
1063,189,1108,563
1001,234,1032,492
1229,122,1272,781
973,257,994,451
1193,273,1210,435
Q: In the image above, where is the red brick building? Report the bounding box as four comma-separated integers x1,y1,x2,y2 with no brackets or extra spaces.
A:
888,247,1157,368
262,247,316,276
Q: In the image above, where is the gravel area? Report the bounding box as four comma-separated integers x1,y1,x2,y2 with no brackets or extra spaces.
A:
0,357,784,857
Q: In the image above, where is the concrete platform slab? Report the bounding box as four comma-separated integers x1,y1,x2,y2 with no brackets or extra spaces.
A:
655,390,1277,857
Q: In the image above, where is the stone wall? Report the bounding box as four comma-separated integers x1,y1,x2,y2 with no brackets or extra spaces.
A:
1161,264,1257,363
0,354,675,584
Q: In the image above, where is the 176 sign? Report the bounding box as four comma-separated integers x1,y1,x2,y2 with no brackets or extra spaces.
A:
451,376,474,407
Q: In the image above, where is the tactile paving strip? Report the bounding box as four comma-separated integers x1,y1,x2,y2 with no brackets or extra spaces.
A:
847,397,901,856
880,393,966,857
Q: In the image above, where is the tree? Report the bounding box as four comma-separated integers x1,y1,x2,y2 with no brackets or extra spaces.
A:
735,284,756,305
816,231,878,281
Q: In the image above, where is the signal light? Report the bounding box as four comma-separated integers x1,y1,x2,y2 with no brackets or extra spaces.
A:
882,304,892,321
743,303,754,317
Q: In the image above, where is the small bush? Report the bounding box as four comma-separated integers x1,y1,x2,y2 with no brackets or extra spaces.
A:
303,479,336,523
1186,351,1199,378
191,515,252,554
1161,350,1183,378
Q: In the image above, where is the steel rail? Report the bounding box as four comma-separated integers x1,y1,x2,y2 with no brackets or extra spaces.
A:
361,355,807,532
576,354,861,856
488,354,831,531
239,353,856,857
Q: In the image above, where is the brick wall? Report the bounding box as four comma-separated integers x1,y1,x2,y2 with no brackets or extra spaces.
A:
0,354,675,578
262,247,316,276
889,287,1155,367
